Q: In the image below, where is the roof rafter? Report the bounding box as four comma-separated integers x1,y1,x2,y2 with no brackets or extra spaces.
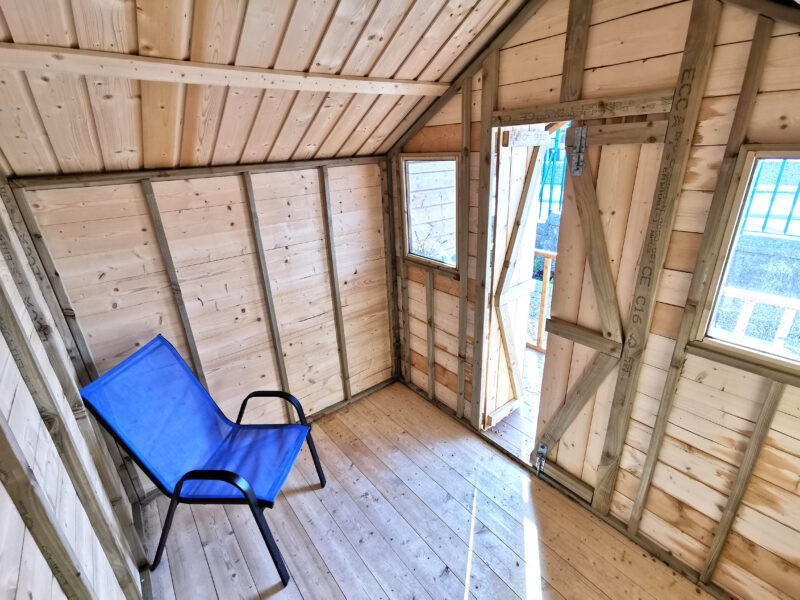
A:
0,42,449,96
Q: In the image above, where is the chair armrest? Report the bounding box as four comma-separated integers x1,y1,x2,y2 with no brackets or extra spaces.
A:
173,469,258,504
236,390,310,425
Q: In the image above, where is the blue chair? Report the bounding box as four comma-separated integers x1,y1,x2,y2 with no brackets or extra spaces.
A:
80,335,325,586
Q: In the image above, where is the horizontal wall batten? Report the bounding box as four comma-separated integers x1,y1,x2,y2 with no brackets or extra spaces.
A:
566,120,669,146
492,91,674,127
0,43,449,97
545,317,622,357
11,156,385,192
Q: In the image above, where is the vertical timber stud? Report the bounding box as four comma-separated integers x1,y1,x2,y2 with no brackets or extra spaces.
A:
457,82,472,419
701,381,786,582
628,14,774,535
320,166,352,403
380,160,401,379
425,270,436,401
560,0,592,103
394,153,412,383
592,0,722,513
471,50,499,430
242,172,292,423
141,179,208,390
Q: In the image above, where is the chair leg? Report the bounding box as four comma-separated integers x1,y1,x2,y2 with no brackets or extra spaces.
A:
306,433,326,488
250,501,290,586
151,496,179,570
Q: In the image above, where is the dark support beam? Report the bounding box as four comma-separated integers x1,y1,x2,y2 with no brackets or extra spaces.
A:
471,50,499,430
393,153,412,384
627,14,774,535
456,82,472,420
701,381,786,582
381,160,401,380
592,0,723,514
242,173,292,422
320,166,352,403
141,180,207,390
425,270,436,401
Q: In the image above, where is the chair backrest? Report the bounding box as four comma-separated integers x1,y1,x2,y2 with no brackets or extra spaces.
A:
81,335,233,493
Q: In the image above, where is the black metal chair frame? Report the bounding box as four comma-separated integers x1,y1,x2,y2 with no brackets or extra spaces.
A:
86,389,326,587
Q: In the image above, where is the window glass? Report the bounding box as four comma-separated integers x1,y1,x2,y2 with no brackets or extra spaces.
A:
404,159,457,267
708,157,800,362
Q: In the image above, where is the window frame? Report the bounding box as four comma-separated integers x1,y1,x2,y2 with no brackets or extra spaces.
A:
694,145,800,371
399,152,462,274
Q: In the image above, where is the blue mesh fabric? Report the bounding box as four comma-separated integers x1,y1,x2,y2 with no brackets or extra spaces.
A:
80,335,309,504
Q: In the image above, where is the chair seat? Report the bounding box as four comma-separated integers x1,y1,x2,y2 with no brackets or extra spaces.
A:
180,423,310,505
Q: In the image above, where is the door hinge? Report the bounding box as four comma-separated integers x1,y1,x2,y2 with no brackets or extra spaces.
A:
535,443,548,476
569,125,587,177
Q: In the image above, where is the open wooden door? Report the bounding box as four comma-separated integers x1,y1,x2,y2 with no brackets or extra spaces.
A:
481,127,546,428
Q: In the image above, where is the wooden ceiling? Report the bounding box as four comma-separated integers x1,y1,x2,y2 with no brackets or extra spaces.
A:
0,0,524,177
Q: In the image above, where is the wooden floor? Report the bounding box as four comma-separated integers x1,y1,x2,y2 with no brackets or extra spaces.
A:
484,349,545,465
140,383,711,600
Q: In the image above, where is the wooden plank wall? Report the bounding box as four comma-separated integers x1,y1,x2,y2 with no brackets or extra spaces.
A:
26,183,190,374
609,5,800,597
395,1,800,599
0,480,66,599
22,162,392,422
0,260,126,599
403,71,481,418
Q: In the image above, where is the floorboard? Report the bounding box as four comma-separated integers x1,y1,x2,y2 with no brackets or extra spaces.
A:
139,383,713,599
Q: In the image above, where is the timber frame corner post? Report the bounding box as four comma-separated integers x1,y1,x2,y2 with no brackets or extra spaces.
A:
471,50,500,431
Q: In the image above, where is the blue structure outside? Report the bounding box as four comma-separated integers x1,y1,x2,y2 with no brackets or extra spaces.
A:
742,158,800,237
537,126,567,223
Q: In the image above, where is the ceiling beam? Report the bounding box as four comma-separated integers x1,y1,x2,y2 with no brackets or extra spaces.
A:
0,43,449,97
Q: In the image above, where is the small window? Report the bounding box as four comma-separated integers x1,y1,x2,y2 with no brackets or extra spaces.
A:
706,153,800,363
402,155,459,268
